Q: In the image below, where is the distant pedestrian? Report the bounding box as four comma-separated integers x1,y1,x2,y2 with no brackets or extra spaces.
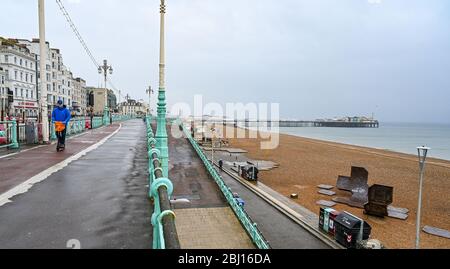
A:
219,159,224,170
52,100,71,152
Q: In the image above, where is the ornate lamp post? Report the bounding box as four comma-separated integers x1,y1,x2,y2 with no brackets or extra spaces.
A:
98,59,113,126
156,0,169,177
415,146,430,249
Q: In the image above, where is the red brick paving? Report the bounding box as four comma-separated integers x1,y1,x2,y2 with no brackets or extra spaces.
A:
0,125,120,195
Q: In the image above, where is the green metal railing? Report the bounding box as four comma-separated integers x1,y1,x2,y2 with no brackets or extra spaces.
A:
50,115,133,141
0,120,19,149
179,120,271,249
1,115,134,149
146,116,180,249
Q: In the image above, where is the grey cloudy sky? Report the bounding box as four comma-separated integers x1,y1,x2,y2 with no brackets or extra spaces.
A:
1,0,449,123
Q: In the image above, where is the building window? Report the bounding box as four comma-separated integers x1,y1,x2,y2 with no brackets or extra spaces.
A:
4,55,8,63
14,70,17,80
26,90,29,98
20,72,23,81
25,60,28,67
20,59,22,66
15,88,18,97
31,74,33,83
14,57,17,64
26,73,28,82
31,90,34,99
30,62,33,69
21,89,23,97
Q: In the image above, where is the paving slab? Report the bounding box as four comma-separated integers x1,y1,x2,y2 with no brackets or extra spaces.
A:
316,200,337,207
318,190,336,196
174,207,255,249
317,184,334,190
423,226,450,239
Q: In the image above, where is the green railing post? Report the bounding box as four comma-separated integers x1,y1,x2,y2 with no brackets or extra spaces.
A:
50,122,57,140
10,120,19,149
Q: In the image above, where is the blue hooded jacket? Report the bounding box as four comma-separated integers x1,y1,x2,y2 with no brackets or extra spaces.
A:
52,106,71,125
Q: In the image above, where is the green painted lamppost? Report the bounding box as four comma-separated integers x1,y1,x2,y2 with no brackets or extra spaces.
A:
156,0,169,177
98,59,113,126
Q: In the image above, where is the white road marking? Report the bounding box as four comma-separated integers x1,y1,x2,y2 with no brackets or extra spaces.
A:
0,124,122,207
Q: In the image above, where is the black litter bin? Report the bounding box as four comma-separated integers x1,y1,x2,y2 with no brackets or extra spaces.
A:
334,211,372,248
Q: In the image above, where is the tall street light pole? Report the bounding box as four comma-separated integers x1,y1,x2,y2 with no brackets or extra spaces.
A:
98,59,113,125
415,146,430,249
38,0,49,144
156,0,169,177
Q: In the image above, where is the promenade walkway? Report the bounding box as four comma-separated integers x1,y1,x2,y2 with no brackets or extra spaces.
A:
0,120,151,249
168,130,255,249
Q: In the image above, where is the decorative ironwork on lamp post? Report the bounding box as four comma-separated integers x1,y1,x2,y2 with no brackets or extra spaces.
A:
415,146,430,249
146,86,154,116
98,59,113,126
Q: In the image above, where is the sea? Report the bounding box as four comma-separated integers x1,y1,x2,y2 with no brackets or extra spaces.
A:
277,122,450,161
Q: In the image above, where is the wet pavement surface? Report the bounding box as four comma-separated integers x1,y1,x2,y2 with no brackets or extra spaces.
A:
166,126,255,248
168,127,228,209
0,120,151,249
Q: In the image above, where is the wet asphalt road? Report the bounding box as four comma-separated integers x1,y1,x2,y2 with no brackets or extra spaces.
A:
0,120,152,249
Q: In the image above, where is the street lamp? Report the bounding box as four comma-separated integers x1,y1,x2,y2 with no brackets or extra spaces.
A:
415,146,430,249
155,0,169,177
98,59,113,125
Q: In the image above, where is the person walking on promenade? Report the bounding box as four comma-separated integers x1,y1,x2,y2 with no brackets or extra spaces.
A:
52,100,71,152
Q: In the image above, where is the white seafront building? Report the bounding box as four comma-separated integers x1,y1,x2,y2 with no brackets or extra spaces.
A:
0,38,38,119
18,39,86,114
119,98,147,116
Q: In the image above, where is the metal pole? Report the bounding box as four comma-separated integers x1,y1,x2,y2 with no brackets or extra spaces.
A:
211,128,215,165
39,0,49,143
415,147,429,249
156,0,169,178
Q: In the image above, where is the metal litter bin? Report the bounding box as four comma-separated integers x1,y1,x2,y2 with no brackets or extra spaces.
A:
25,122,36,145
334,211,372,248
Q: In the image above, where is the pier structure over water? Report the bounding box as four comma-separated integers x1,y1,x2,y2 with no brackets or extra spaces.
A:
191,119,380,128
